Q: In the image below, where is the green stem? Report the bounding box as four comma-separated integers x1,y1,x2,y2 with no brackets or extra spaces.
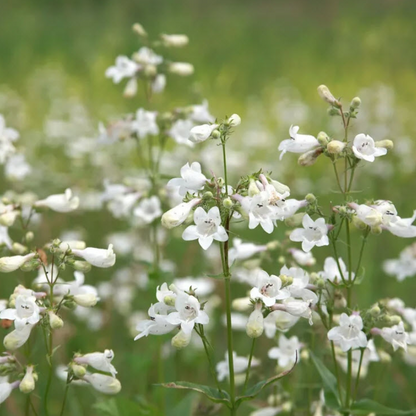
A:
345,349,353,412
59,375,71,416
352,229,370,283
243,338,256,393
332,162,344,194
330,341,344,406
221,139,229,196
353,349,365,401
345,220,353,306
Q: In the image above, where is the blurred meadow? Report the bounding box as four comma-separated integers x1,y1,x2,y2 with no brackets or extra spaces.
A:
0,0,416,415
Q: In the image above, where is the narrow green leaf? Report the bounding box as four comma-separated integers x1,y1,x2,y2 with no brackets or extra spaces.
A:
310,351,342,407
350,399,415,415
156,381,230,406
235,357,297,407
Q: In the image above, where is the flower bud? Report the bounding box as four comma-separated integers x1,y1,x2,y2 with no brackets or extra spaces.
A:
248,179,260,197
298,148,323,167
73,294,98,307
161,199,201,229
371,225,382,235
317,131,330,146
71,260,92,273
123,77,138,98
163,295,176,307
352,216,368,230
375,140,393,150
389,315,402,326
0,253,36,273
144,64,157,77
161,34,189,48
271,179,290,195
246,308,264,338
11,243,27,255
327,107,341,116
4,325,33,351
132,23,147,37
350,97,361,109
278,256,285,264
0,211,19,227
19,366,36,394
316,277,326,289
71,364,87,378
48,311,64,329
63,300,77,310
19,259,39,272
82,373,121,395
202,192,213,200
282,402,293,413
169,62,194,76
266,241,280,250
279,275,293,287
369,305,381,317
317,85,341,108
211,129,220,139
305,193,316,204
300,350,310,361
171,330,192,349
223,198,233,209
228,114,241,126
25,231,34,242
232,297,252,312
327,140,346,154
72,245,116,268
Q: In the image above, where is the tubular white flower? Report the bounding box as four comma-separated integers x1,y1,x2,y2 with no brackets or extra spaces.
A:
167,162,207,196
82,373,121,394
278,125,319,160
133,196,162,224
161,198,201,229
132,109,159,139
3,324,34,351
168,62,194,76
0,380,19,404
268,335,301,368
171,329,192,349
72,244,116,268
188,124,218,143
263,310,299,338
246,308,264,338
19,365,36,394
75,350,117,377
161,34,189,47
73,293,98,307
380,322,410,351
216,351,260,382
34,188,79,212
0,294,40,329
105,56,140,84
289,214,329,252
250,270,290,307
327,313,368,352
228,238,267,265
352,134,387,162
168,119,194,145
228,114,241,126
0,253,36,273
182,206,228,250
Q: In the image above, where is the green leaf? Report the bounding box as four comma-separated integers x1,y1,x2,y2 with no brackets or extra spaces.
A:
205,272,225,279
157,381,231,406
350,399,415,415
310,351,342,407
235,358,296,407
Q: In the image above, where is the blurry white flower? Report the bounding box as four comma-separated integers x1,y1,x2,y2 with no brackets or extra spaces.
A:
250,270,290,307
133,196,162,224
73,293,98,307
0,253,36,273
384,245,416,281
72,244,116,268
82,373,121,394
166,292,209,334
161,34,189,47
168,119,194,145
0,379,19,404
264,310,299,338
319,257,352,282
34,188,79,213
171,330,192,349
352,134,387,162
380,322,410,351
250,407,283,416
289,249,316,267
0,115,19,164
289,214,329,252
189,123,218,143
328,313,367,352
169,62,194,76
134,47,163,66
132,109,159,139
167,162,207,196
123,77,138,98
229,238,267,265
216,351,260,382
190,100,215,123
278,125,319,160
75,350,117,377
0,226,12,249
5,154,31,181
268,335,301,368
0,295,40,329
105,56,140,83
173,277,215,297
182,206,228,250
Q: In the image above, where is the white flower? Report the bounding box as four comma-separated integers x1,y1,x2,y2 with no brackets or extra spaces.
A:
352,134,387,162
133,196,162,224
216,351,260,382
169,62,194,76
250,407,283,416
0,295,40,330
228,114,241,126
0,253,35,273
5,154,31,181
73,293,98,307
278,125,319,160
0,380,19,404
151,74,166,94
75,350,117,377
383,210,416,238
168,119,194,145
171,329,192,349
166,292,209,334
182,206,228,250
188,124,218,143
161,198,201,229
105,56,140,83
263,311,299,338
279,298,314,324
72,244,116,268
290,214,329,252
173,277,215,297
384,245,416,281
228,238,267,265
190,100,215,123
238,193,275,234
0,203,20,227
167,162,207,196
250,270,290,307
123,77,138,98
268,335,301,368
161,34,189,47
0,226,12,249
134,47,163,65
381,322,410,351
0,115,19,164
134,302,176,340
319,257,353,282
281,265,317,303
132,109,159,139
327,313,368,352
82,373,121,394
289,249,316,267
34,188,79,212
3,324,34,350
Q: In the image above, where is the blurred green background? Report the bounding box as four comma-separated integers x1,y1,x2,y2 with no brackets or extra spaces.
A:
0,0,415,415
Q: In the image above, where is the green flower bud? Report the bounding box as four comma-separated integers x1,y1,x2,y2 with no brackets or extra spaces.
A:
371,225,382,235
317,85,341,108
266,240,280,250
352,216,368,230
277,256,285,265
163,295,176,307
171,330,191,349
305,193,316,204
369,305,381,317
223,198,233,209
327,107,341,116
72,261,92,273
350,97,361,109
317,131,330,146
375,140,393,150
284,212,305,227
71,364,87,378
327,140,346,155
20,259,40,272
25,231,34,242
248,179,260,197
63,300,77,310
48,311,64,329
132,23,147,37
211,129,221,139
280,274,293,287
202,191,213,200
